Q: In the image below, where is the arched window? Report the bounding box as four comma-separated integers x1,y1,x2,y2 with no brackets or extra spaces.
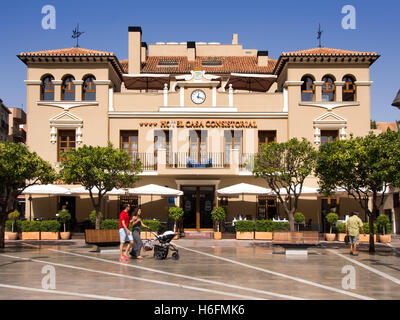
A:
61,76,75,101
41,75,55,101
342,75,356,101
82,75,96,101
301,75,315,101
322,76,336,102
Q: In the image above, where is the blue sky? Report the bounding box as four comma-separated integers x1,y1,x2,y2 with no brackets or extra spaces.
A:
0,0,399,121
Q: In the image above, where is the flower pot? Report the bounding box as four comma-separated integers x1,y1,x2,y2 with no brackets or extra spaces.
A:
214,232,222,240
325,233,336,241
41,232,60,240
5,232,18,240
359,234,377,242
255,232,273,240
378,234,391,243
338,233,346,242
236,232,254,240
21,232,40,240
60,232,71,240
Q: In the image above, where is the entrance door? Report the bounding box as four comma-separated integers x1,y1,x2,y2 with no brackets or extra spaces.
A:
182,186,214,230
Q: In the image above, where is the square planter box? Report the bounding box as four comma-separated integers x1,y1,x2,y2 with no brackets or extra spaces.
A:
338,233,346,242
378,234,391,243
22,232,40,240
236,232,254,240
5,232,19,240
255,232,273,240
359,234,377,242
141,231,155,240
85,229,120,243
41,232,60,240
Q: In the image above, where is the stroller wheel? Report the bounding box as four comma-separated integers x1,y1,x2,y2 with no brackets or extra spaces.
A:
172,252,180,260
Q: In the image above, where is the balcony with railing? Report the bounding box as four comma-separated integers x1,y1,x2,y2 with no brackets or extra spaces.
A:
132,149,256,175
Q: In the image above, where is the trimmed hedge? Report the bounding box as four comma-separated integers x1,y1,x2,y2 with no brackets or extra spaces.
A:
22,220,41,232
271,221,290,231
5,220,22,233
255,220,273,232
40,220,61,232
376,215,392,234
361,222,377,234
337,222,346,233
141,220,161,233
100,219,119,230
235,220,255,232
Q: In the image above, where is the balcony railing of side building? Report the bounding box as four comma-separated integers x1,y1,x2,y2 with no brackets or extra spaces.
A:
131,153,158,171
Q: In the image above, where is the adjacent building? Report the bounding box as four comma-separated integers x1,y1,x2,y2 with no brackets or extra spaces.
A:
19,26,390,233
0,99,11,141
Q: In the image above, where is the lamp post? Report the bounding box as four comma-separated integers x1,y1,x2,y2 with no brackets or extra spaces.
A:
28,195,33,221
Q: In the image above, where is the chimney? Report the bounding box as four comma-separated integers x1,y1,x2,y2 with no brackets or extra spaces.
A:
232,33,238,45
257,51,269,67
141,42,148,64
187,41,196,61
128,26,142,74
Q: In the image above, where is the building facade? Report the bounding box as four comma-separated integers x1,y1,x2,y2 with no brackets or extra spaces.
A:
0,99,11,141
19,26,385,232
7,107,26,143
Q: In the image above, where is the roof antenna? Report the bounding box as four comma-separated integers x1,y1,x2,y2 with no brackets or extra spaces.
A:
317,23,323,48
72,24,85,48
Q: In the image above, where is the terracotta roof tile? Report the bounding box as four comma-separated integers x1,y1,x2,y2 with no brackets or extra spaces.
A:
282,47,378,56
121,56,277,74
19,47,115,56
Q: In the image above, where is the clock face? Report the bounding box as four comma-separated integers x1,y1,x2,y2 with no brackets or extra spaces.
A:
191,90,206,104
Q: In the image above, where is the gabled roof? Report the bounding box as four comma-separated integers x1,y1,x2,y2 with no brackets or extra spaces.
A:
281,47,379,57
19,47,116,56
120,56,277,74
274,47,380,75
18,47,124,80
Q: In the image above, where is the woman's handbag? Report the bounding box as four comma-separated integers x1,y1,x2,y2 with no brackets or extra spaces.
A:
344,234,350,245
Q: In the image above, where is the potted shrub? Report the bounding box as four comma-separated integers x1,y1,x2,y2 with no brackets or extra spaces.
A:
57,209,72,240
255,220,273,240
169,207,184,239
86,211,114,244
141,219,161,240
376,215,391,243
211,207,226,240
325,212,338,241
5,211,20,240
21,220,41,240
235,220,255,240
359,222,377,242
97,219,120,242
40,220,61,240
294,212,305,231
337,222,347,242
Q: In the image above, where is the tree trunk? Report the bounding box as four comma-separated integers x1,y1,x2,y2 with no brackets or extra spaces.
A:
288,209,295,232
95,207,101,230
0,212,7,249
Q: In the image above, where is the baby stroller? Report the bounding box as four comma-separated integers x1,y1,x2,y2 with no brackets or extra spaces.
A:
144,231,179,261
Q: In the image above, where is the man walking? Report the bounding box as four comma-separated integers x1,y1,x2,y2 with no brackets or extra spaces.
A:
119,204,134,262
346,211,365,256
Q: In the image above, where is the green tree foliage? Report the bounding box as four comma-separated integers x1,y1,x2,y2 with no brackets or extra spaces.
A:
325,212,339,234
211,207,226,232
60,143,142,230
252,138,317,231
0,142,56,248
316,130,400,252
168,207,184,232
57,209,71,232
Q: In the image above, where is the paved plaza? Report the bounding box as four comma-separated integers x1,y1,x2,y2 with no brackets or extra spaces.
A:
0,239,399,300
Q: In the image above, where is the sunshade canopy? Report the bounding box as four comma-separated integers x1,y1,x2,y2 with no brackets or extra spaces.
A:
217,183,272,196
70,186,127,195
128,184,183,196
123,74,170,90
22,184,71,195
225,73,277,92
277,186,320,196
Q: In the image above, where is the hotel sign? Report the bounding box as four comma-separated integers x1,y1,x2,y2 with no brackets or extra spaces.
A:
139,120,257,129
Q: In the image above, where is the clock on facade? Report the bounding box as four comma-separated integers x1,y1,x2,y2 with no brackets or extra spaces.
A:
191,90,206,104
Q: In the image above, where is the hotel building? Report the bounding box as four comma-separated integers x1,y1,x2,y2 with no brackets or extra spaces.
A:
19,26,394,233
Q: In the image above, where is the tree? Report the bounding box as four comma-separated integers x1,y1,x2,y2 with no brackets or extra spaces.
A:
316,130,400,252
252,138,317,231
0,142,57,248
60,143,142,230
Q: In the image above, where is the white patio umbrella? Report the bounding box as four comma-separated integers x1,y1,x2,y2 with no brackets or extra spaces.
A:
70,186,127,196
276,186,320,196
217,183,273,217
22,184,71,220
128,184,183,212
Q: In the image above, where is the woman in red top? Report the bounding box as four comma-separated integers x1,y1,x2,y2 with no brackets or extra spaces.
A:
119,204,134,262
